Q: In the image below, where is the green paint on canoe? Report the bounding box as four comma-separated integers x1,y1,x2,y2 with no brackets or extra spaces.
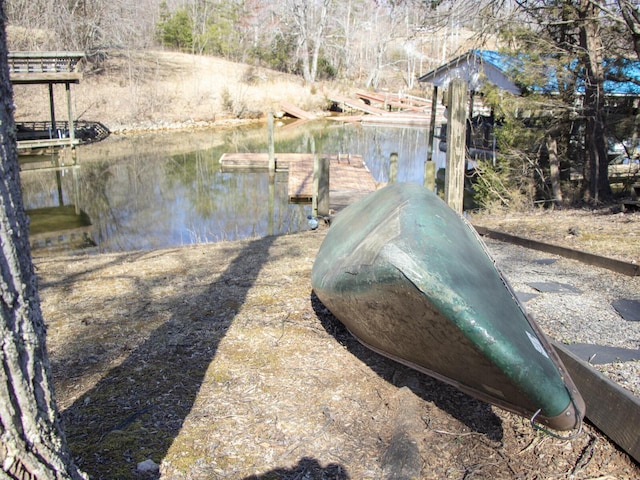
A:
312,183,581,426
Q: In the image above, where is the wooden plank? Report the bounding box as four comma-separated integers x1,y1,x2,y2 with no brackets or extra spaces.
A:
473,226,640,277
288,158,315,200
17,138,80,150
221,152,325,171
220,152,377,204
280,102,316,120
361,113,430,126
328,94,387,115
552,341,640,464
325,115,364,123
287,155,376,201
10,73,82,84
356,90,425,112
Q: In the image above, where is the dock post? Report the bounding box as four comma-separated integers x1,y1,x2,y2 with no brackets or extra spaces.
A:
426,86,438,163
425,85,438,191
424,161,436,191
389,152,398,183
313,155,330,217
268,112,275,178
444,79,467,213
66,82,75,147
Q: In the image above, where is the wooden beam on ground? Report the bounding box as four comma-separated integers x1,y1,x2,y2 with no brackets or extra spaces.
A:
552,341,640,464
473,226,640,277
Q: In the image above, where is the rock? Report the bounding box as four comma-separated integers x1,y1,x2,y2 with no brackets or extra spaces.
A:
137,459,159,474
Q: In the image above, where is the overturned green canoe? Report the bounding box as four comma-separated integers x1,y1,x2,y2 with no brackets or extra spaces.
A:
311,183,584,432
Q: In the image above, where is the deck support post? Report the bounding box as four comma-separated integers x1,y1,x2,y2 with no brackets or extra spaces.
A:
48,84,56,134
66,82,75,148
389,152,398,183
267,112,275,179
444,79,467,213
313,155,330,217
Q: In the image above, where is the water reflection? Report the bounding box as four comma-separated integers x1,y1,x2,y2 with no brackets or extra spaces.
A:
20,121,445,253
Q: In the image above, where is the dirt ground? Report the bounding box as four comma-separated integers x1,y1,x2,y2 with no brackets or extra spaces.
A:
36,208,640,480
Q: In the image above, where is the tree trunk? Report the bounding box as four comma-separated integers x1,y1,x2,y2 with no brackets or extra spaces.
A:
546,134,564,205
292,0,312,82
309,0,330,83
0,8,87,480
579,0,611,202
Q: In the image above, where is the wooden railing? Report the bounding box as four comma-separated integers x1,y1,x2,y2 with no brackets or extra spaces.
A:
8,52,84,74
8,52,85,83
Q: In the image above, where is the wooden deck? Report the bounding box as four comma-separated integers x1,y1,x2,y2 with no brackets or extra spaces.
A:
219,153,378,205
8,51,84,84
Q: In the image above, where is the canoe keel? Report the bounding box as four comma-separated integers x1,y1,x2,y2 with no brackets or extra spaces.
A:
311,183,585,432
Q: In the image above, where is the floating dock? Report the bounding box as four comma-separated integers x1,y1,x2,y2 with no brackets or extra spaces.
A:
219,152,378,206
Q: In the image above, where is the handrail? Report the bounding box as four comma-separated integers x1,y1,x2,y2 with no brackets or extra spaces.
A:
8,52,85,75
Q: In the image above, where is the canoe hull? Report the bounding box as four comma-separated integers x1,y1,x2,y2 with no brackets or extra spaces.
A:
311,183,584,431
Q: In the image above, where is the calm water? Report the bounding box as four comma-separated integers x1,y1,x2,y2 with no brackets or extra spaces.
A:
19,121,446,253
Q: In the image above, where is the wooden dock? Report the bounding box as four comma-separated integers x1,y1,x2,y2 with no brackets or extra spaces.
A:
327,92,442,126
219,153,378,205
9,52,86,153
280,102,316,120
328,94,389,115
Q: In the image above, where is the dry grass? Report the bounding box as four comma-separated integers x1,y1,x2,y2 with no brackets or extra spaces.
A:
37,228,640,479
12,50,330,133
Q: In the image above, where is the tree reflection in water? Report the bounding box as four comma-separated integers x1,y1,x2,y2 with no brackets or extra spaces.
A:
20,121,443,253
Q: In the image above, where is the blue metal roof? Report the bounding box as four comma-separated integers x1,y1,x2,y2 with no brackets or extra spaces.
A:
476,49,640,96
603,58,640,95
420,49,640,97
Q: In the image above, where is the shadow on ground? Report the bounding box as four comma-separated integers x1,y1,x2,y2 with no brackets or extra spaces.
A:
310,292,504,442
59,236,289,479
243,457,350,480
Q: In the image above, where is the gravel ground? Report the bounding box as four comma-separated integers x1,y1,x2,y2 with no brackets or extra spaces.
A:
483,237,640,397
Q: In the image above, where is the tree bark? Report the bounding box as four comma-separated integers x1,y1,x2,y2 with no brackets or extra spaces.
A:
579,0,611,202
0,7,87,480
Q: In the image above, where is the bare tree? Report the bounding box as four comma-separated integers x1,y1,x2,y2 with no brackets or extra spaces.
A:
578,0,610,202
287,0,332,83
0,5,86,479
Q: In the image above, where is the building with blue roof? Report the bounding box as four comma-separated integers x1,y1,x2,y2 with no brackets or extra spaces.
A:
418,49,640,97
